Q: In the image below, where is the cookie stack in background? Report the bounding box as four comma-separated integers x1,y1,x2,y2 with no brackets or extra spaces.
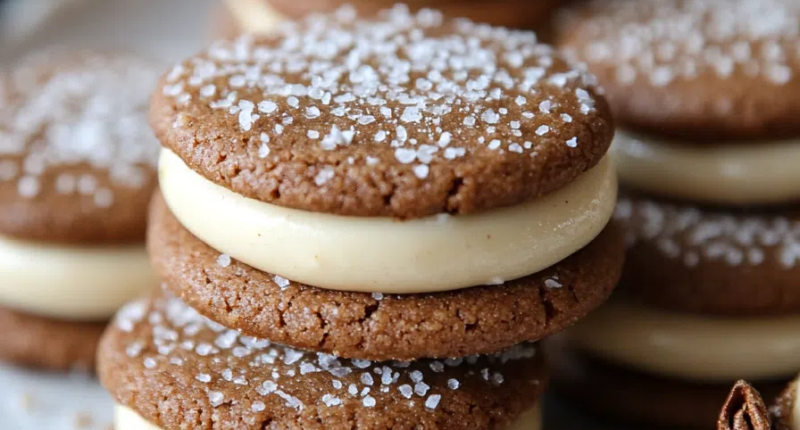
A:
98,6,624,429
215,0,565,37
0,50,160,371
553,0,800,427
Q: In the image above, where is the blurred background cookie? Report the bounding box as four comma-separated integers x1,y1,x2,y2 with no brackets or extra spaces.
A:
552,0,800,427
0,50,161,370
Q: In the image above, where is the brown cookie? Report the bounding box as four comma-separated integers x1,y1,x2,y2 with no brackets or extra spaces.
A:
557,0,800,140
0,306,106,371
773,378,798,430
98,292,548,430
547,342,787,429
614,193,800,315
152,6,613,219
148,190,623,361
263,0,565,29
0,50,161,244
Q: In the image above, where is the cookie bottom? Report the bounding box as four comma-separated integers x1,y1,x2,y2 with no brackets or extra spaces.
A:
548,342,786,429
114,402,543,430
0,306,106,371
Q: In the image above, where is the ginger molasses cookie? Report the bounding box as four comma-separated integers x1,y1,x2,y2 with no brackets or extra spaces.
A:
558,0,800,140
99,292,548,430
0,50,161,370
148,190,624,361
614,194,800,315
154,5,616,293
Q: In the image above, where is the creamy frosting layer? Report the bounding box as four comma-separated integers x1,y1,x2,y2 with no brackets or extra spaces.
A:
612,129,800,204
567,300,800,382
224,0,285,34
115,403,541,430
0,236,155,320
159,149,617,293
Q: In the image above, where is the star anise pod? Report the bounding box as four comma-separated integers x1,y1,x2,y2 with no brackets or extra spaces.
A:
718,380,772,430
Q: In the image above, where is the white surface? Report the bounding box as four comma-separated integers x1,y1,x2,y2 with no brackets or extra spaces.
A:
1,0,215,62
0,364,113,430
0,1,214,429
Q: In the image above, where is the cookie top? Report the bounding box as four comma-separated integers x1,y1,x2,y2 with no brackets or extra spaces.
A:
0,50,161,244
98,292,547,430
558,0,800,140
152,5,613,218
148,190,623,361
615,193,800,315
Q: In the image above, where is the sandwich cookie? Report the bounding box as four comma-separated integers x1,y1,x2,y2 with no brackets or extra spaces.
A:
150,5,621,360
98,292,548,430
559,0,800,205
152,5,616,294
554,0,800,426
0,50,160,369
149,189,623,360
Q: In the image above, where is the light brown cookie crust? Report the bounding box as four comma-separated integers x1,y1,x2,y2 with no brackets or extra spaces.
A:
0,50,160,244
98,292,547,430
147,190,623,361
557,0,800,140
614,193,800,315
0,306,106,371
152,6,613,219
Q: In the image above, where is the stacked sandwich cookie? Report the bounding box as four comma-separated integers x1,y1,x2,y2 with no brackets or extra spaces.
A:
216,0,565,37
0,50,160,370
554,0,800,427
99,6,624,429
